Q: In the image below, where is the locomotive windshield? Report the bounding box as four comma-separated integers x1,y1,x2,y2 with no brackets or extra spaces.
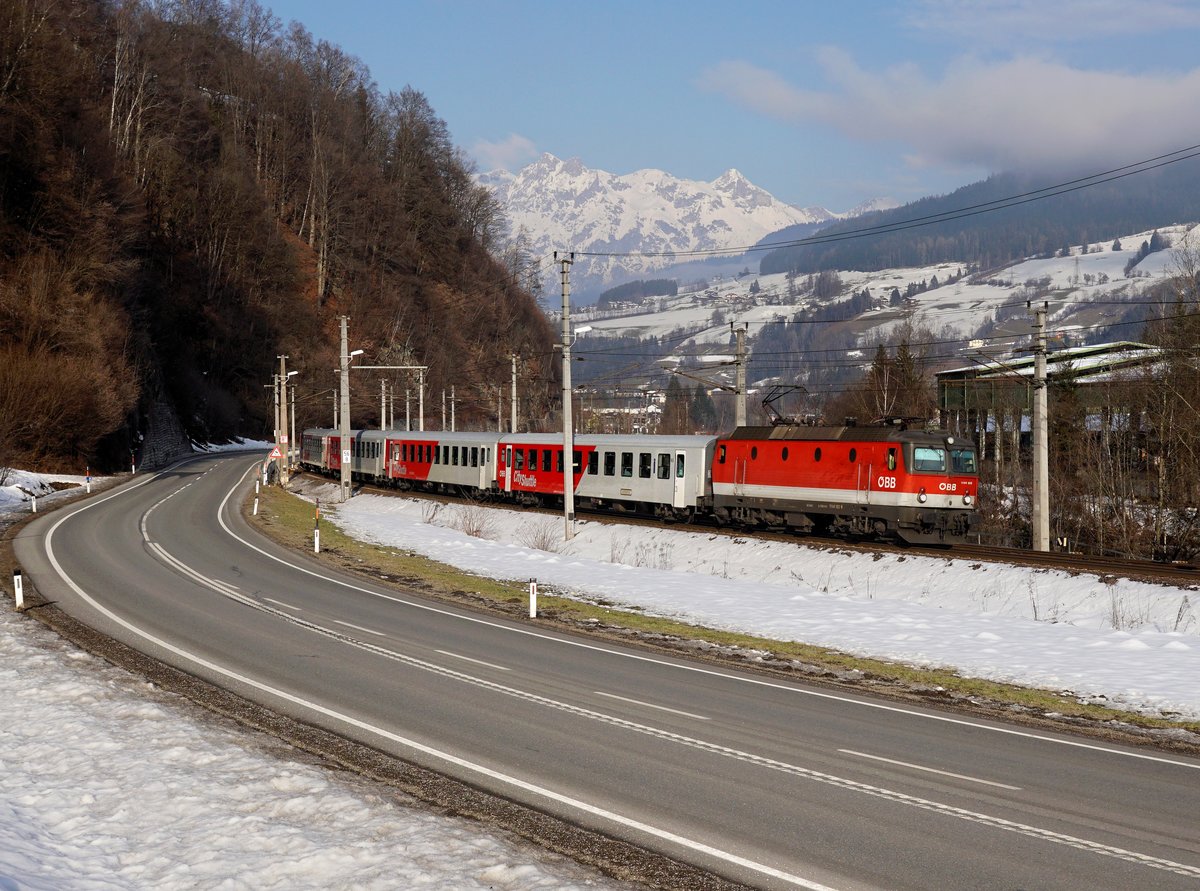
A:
910,446,946,472
950,447,977,474
909,443,978,475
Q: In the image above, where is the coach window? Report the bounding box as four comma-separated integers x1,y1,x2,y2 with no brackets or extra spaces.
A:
573,450,583,473
556,451,563,473
544,450,553,472
454,446,461,466
514,449,524,471
657,453,670,479
676,453,686,478
814,447,822,462
621,452,633,478
444,445,451,465
472,447,479,467
887,448,897,471
849,448,857,463
527,448,536,469
604,451,616,476
639,452,652,478
588,452,598,474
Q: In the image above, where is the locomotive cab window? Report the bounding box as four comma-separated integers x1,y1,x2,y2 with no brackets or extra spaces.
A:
887,448,897,471
911,446,947,473
750,446,758,460
814,447,822,462
718,444,726,464
848,448,856,463
782,447,789,461
950,447,977,474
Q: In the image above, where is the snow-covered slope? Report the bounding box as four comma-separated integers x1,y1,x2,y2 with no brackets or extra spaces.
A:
575,223,1198,351
480,154,880,294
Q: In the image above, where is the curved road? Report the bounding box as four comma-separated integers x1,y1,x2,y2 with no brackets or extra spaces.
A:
14,453,1200,890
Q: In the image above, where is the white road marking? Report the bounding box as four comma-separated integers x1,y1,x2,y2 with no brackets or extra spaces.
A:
262,597,299,611
436,650,510,671
212,462,1200,774
334,620,385,637
41,485,837,890
594,691,710,721
839,749,1022,791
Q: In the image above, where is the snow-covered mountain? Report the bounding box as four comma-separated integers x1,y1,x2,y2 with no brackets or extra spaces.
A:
479,154,889,299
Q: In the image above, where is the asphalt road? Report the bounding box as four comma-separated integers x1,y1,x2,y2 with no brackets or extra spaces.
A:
15,452,1200,890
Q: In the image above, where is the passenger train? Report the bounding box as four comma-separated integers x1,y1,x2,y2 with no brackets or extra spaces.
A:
299,424,979,545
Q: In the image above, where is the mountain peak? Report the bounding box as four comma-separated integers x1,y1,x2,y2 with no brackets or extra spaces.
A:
481,156,816,292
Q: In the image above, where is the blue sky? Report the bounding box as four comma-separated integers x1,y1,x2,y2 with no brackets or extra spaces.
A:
263,0,1200,211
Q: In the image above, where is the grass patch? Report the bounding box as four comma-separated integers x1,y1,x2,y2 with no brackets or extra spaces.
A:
251,485,1200,738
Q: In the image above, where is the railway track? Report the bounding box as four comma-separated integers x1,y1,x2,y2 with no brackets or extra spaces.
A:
314,473,1200,587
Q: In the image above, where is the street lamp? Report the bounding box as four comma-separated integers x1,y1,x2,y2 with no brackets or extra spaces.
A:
338,314,362,502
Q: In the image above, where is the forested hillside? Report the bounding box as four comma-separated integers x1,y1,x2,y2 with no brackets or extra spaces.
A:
760,160,1200,276
0,0,552,471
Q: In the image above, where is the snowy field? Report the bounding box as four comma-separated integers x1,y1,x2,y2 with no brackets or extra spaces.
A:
1,467,628,891
322,485,1200,722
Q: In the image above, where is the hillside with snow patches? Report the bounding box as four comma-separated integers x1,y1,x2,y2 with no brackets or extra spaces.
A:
572,223,1198,385
479,153,892,295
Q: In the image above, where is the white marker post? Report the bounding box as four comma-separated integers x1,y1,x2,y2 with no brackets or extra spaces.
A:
30,496,36,513
314,498,321,554
85,466,91,495
13,569,24,611
529,578,537,619
253,497,259,516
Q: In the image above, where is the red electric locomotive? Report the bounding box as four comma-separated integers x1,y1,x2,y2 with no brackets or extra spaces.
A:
710,424,978,544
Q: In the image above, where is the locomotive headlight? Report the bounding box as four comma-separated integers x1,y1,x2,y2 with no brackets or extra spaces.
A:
917,487,927,503
963,493,973,506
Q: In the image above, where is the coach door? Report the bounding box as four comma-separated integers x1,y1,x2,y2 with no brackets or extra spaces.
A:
503,445,513,492
672,451,688,508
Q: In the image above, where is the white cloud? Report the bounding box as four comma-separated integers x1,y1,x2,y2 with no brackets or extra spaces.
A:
908,0,1200,40
471,133,538,172
700,51,1200,176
